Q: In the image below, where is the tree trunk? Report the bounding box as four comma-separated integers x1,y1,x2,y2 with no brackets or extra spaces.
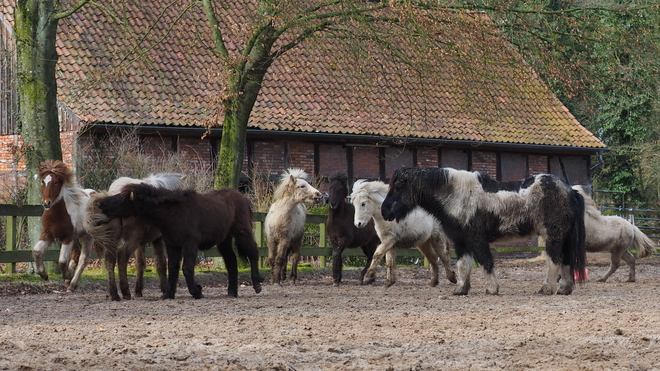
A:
14,1,62,249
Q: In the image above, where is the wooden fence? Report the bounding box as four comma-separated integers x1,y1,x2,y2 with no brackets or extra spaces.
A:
1,204,659,274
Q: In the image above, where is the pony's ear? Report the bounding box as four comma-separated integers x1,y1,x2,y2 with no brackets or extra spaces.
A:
289,174,296,183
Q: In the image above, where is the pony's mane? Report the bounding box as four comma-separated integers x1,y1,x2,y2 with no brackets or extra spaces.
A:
273,168,309,200
572,185,602,217
121,183,191,206
108,173,185,195
351,179,389,201
329,171,348,184
38,160,75,185
391,167,450,203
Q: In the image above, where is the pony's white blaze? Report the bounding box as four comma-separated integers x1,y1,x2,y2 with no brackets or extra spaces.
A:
43,174,53,186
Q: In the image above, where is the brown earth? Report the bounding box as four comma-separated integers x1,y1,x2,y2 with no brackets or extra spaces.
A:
1,253,660,370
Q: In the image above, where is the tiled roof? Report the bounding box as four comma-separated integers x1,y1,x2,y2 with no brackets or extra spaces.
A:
1,1,605,149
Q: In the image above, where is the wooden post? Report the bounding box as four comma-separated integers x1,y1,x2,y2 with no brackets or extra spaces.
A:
318,223,327,268
5,215,16,274
254,221,264,269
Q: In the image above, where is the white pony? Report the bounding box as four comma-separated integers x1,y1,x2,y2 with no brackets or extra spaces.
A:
351,179,456,287
265,169,323,284
573,185,656,282
85,173,185,301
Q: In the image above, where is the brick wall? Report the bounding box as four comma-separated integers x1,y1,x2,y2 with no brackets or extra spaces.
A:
417,148,438,168
528,154,548,175
252,141,286,177
318,144,346,177
288,142,315,174
471,150,497,178
384,147,413,178
352,147,380,179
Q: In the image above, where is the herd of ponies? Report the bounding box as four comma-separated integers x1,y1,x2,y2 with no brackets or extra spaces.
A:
31,160,656,301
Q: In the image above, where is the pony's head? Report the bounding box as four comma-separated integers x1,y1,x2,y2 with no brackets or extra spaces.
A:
381,167,418,222
273,168,323,204
327,172,349,209
350,179,388,228
37,160,75,209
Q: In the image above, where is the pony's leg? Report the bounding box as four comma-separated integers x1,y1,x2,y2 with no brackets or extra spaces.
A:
482,266,499,295
598,249,623,283
434,237,456,284
67,238,91,293
234,230,263,294
359,244,376,285
152,237,169,295
453,254,474,295
219,238,239,297
58,241,75,283
117,244,134,299
104,247,120,301
557,264,575,295
181,242,203,299
134,244,146,298
416,242,439,287
363,240,393,285
539,253,561,295
621,250,636,282
68,242,80,278
164,245,182,299
289,237,303,284
385,248,397,287
32,239,52,281
331,245,346,286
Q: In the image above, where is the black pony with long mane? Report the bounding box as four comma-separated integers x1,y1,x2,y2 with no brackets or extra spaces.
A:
381,167,586,295
96,183,263,299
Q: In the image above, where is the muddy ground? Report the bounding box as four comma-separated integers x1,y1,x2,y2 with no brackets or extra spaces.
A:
1,253,660,370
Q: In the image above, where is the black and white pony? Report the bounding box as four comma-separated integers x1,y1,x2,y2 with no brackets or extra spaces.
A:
381,167,587,295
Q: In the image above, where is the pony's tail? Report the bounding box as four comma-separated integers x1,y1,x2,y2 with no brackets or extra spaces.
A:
83,192,119,255
632,225,656,259
568,189,587,283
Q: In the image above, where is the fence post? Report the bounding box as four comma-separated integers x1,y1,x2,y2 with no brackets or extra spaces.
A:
5,215,17,274
254,221,264,269
318,223,327,268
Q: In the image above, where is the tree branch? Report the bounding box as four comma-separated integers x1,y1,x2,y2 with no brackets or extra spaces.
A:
53,0,91,20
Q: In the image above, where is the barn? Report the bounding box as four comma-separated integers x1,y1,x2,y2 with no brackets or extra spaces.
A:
0,1,606,193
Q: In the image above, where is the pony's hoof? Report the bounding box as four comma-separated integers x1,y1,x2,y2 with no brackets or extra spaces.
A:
110,295,121,302
447,272,457,284
227,291,237,298
557,286,574,295
253,283,262,294
537,285,554,295
38,272,49,281
161,293,175,300
122,294,132,300
333,282,340,287
430,280,439,287
363,278,375,285
452,289,469,295
193,293,205,299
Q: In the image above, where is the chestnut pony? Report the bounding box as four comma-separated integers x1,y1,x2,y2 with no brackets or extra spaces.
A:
32,160,97,292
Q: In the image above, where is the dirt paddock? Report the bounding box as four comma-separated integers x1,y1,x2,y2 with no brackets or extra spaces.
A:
1,253,660,370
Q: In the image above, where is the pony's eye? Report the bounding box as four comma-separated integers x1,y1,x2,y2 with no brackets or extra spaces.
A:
361,202,366,207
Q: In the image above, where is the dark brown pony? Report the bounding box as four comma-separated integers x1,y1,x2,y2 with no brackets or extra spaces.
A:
32,160,97,292
84,174,184,301
95,183,263,299
326,172,380,286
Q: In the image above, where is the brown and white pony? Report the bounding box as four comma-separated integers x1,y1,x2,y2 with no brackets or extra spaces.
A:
265,169,323,284
32,160,97,292
85,173,184,301
351,179,456,288
574,185,656,282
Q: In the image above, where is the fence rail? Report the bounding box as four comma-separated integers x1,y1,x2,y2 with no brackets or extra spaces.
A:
1,204,659,274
